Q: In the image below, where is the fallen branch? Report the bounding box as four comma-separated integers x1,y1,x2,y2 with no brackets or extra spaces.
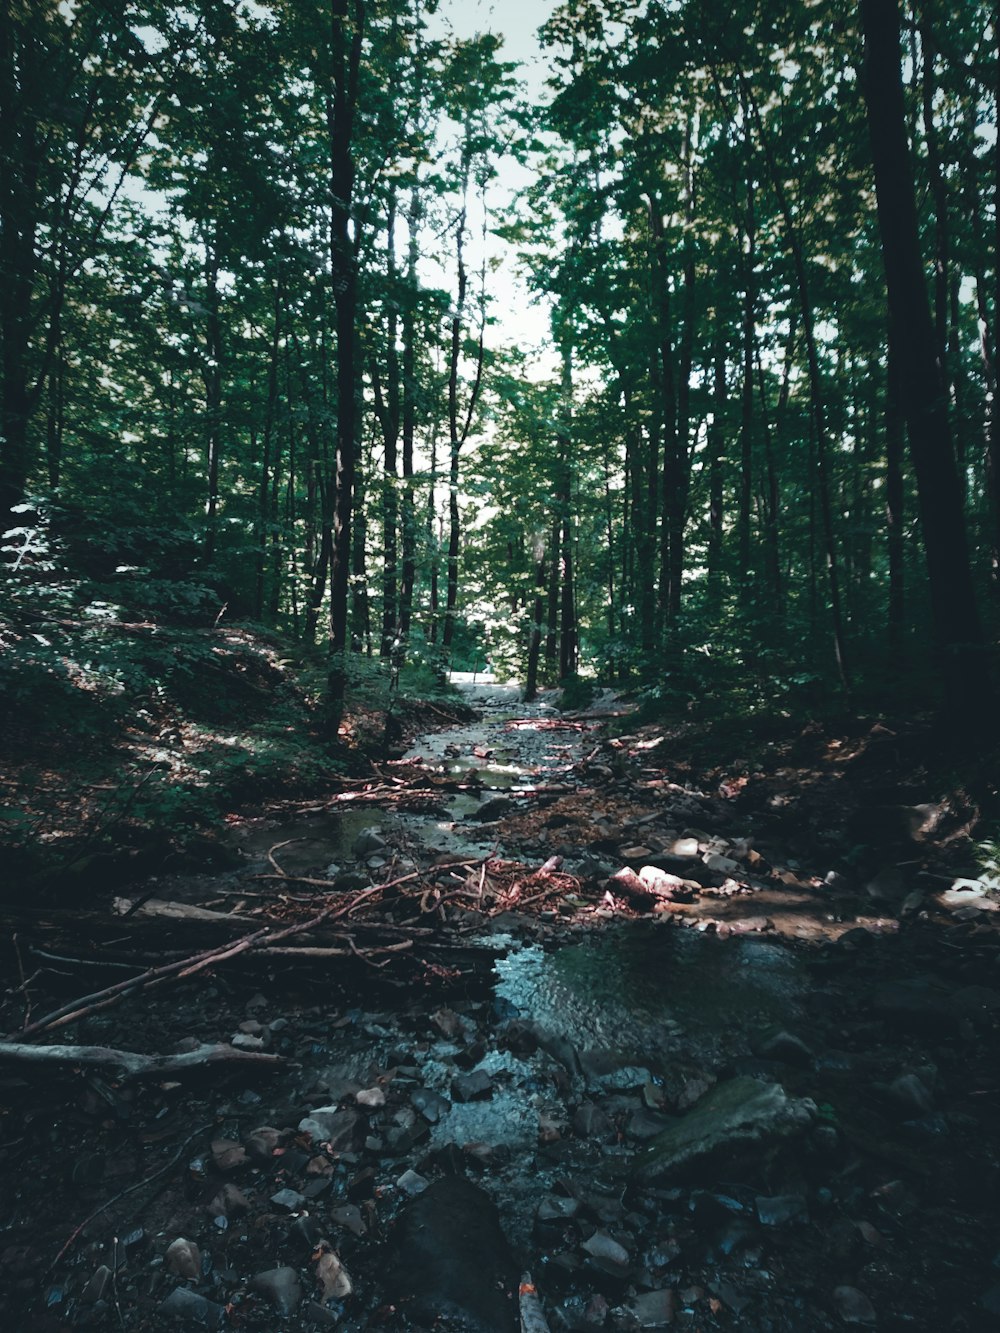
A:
0,1040,287,1080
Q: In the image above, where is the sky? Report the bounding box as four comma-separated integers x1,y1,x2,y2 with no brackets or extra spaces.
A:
424,0,561,367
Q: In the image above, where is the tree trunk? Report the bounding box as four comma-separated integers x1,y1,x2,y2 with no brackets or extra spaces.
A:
860,0,992,726
202,240,223,566
326,0,365,722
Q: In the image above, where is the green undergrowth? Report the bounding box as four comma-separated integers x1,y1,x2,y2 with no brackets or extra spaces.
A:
0,512,463,892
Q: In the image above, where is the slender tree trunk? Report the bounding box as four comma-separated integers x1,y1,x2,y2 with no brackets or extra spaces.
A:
886,334,906,675
377,189,400,658
647,195,682,629
706,334,727,609
524,540,547,703
398,183,421,652
202,240,223,565
326,0,365,721
861,0,992,725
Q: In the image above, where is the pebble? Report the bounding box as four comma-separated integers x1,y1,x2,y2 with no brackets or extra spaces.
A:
316,1247,353,1300
298,1107,359,1148
580,1229,630,1270
206,1183,249,1218
231,1032,266,1051
81,1265,112,1303
451,1070,493,1102
356,1085,386,1108
157,1287,225,1325
210,1138,247,1171
397,1168,430,1195
251,1266,304,1316
629,1288,677,1327
411,1087,451,1123
833,1285,877,1324
755,1194,808,1226
165,1238,201,1279
270,1187,306,1212
573,1102,613,1139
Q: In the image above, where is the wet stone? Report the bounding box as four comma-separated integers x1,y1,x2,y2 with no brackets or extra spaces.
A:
165,1238,201,1279
157,1287,225,1326
755,1194,808,1226
396,1168,430,1196
252,1266,304,1316
330,1203,366,1236
634,1077,816,1181
629,1288,677,1327
573,1102,613,1139
452,1069,493,1102
210,1138,247,1172
207,1183,249,1218
833,1285,877,1324
388,1177,518,1331
270,1187,306,1212
411,1086,451,1123
756,1028,813,1066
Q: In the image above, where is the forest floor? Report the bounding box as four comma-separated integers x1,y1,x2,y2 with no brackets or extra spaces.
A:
1,681,1000,1332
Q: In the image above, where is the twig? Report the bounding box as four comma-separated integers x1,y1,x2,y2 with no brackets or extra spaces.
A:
0,1040,288,1079
48,1124,213,1273
12,933,31,1025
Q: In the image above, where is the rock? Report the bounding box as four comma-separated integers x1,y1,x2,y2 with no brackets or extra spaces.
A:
939,879,1000,912
703,852,740,874
356,1084,386,1109
626,1108,674,1142
871,976,957,1034
535,1196,582,1245
619,845,655,862
252,1267,304,1316
411,1086,452,1123
388,1178,518,1331
157,1287,225,1325
474,796,514,822
754,1194,808,1226
633,1078,815,1182
352,827,388,856
886,1073,934,1117
165,1238,201,1280
452,1069,493,1102
298,1107,359,1149
580,1229,630,1273
629,1289,677,1327
330,1203,366,1236
244,1126,282,1162
206,1183,249,1218
638,866,685,894
573,1102,613,1139
668,837,700,859
755,1028,813,1066
982,1284,1000,1316
210,1138,247,1172
231,1032,265,1051
81,1265,112,1303
270,1188,306,1212
397,1168,430,1196
833,1285,877,1324
316,1248,353,1301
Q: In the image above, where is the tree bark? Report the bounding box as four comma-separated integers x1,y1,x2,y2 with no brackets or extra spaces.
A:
860,0,992,726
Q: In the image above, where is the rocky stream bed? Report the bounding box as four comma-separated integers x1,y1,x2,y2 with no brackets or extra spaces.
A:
2,681,1000,1332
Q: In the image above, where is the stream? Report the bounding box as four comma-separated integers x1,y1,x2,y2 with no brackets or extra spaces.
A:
4,678,999,1332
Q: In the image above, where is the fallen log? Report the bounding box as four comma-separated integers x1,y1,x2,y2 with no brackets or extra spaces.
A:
0,1040,287,1080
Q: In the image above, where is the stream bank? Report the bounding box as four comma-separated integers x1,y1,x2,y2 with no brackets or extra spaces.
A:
1,682,999,1332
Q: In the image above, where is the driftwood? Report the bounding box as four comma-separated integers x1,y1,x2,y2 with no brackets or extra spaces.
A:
112,897,254,925
0,1040,287,1080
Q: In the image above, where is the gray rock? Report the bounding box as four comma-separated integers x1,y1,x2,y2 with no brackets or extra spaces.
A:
573,1102,613,1139
633,1077,815,1182
756,1028,813,1066
754,1194,808,1226
629,1289,677,1328
886,1073,934,1117
165,1238,202,1279
388,1178,518,1331
207,1183,249,1219
270,1187,306,1212
451,1069,493,1102
833,1285,877,1324
298,1107,359,1149
580,1230,630,1272
252,1266,303,1316
158,1287,225,1326
626,1108,674,1142
411,1086,451,1123
231,1032,266,1051
352,827,388,857
81,1265,112,1303
474,796,514,822
396,1168,430,1196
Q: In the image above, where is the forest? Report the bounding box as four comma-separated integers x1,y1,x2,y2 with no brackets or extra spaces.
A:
3,0,998,737
3,4,1000,1332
